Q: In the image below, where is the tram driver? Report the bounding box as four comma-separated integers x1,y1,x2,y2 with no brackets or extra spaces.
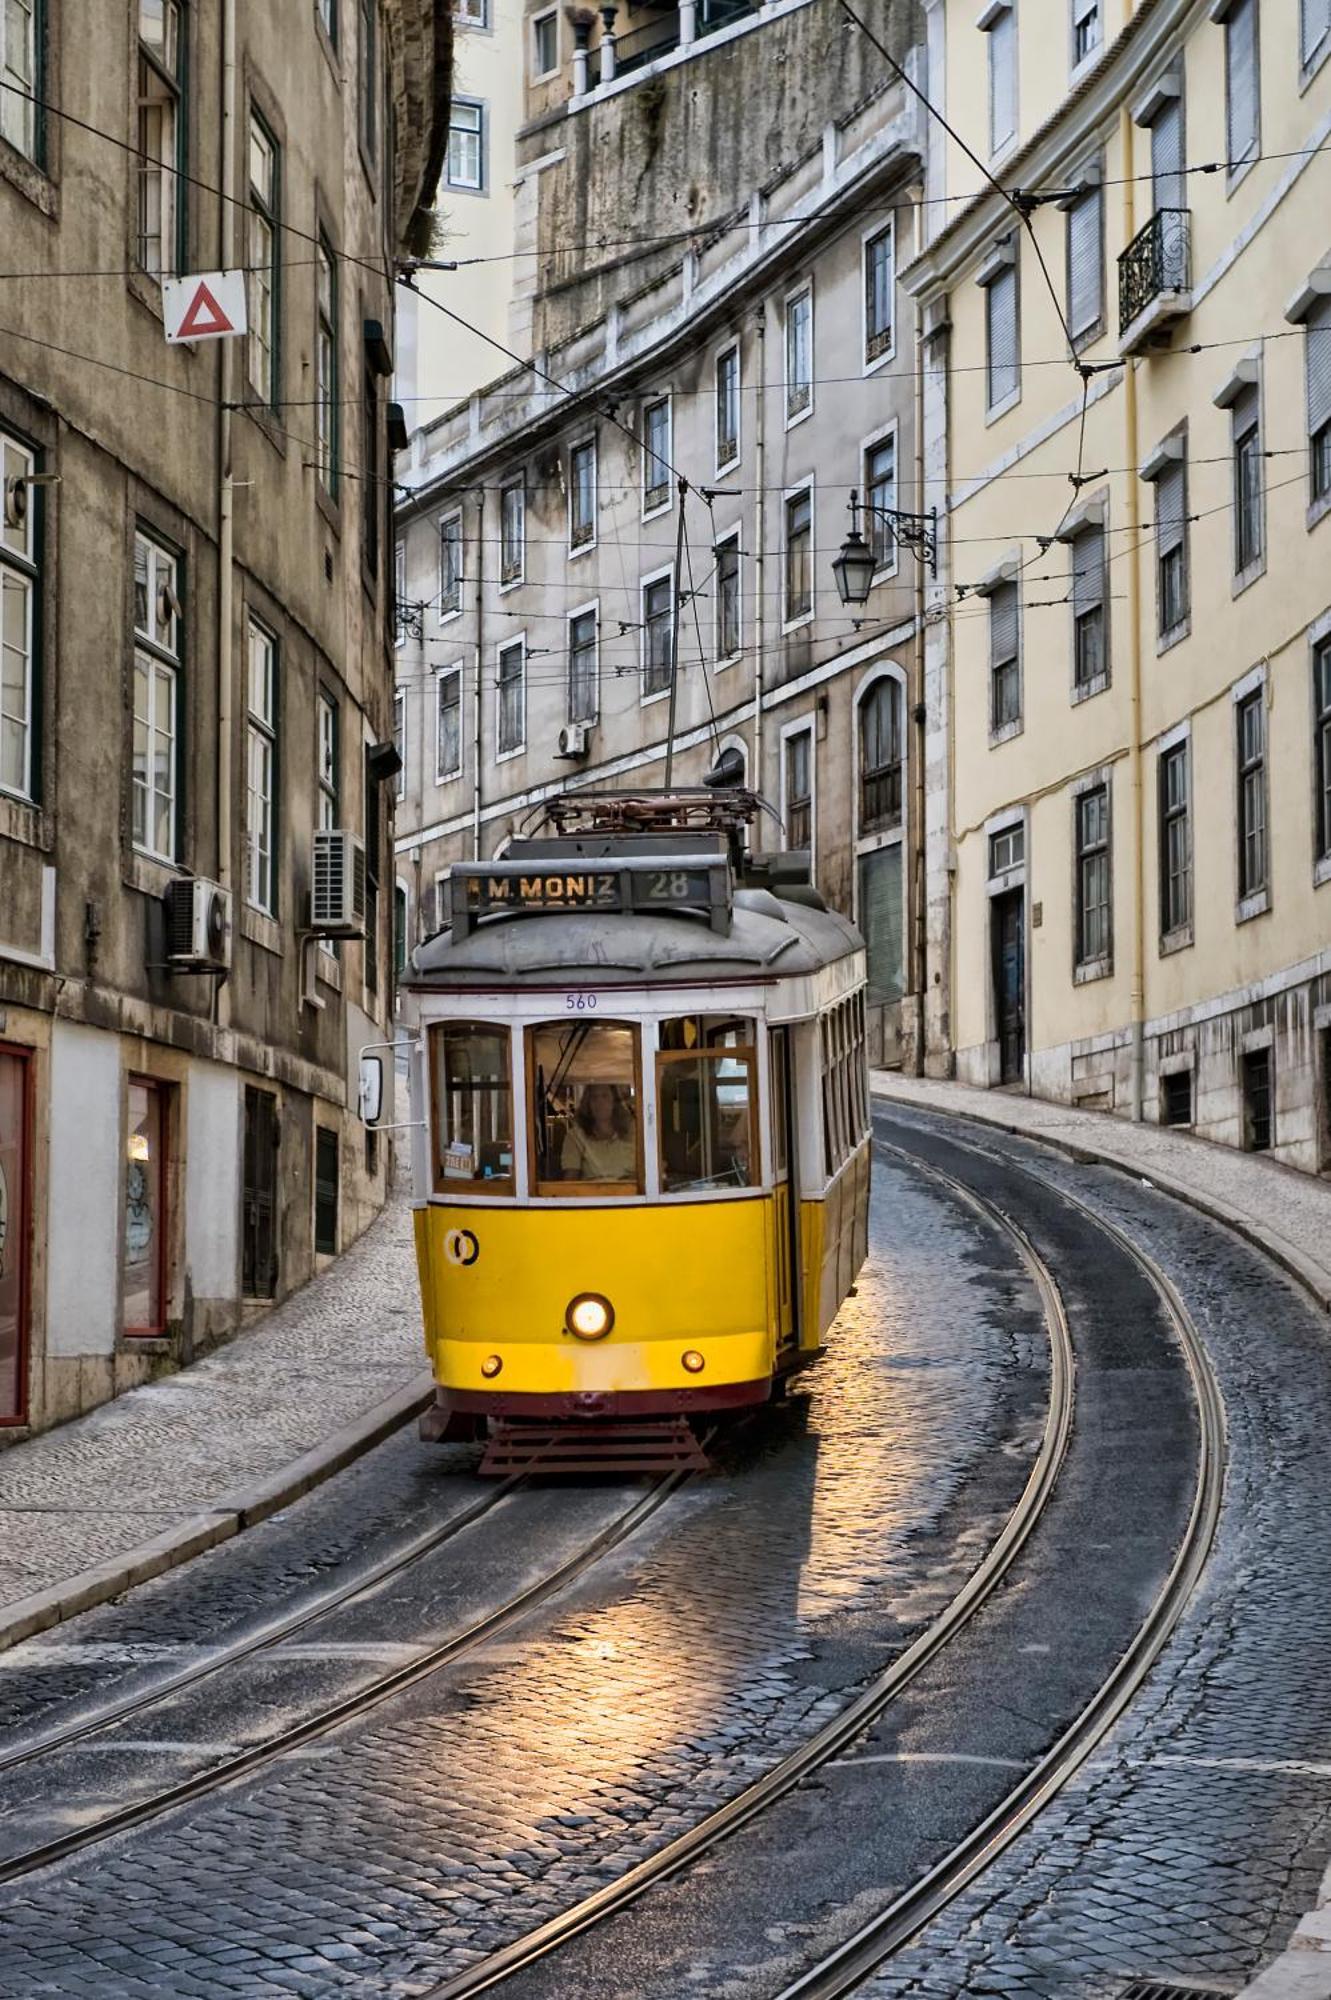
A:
561,1082,637,1182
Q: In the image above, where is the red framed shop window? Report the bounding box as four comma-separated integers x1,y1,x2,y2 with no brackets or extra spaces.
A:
0,1044,33,1424
123,1076,170,1335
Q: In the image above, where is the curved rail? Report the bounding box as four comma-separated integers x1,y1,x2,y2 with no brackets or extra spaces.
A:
419,1147,1078,2000
0,1472,690,1885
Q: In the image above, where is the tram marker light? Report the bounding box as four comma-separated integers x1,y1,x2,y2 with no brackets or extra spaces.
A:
682,1350,705,1374
481,1355,503,1378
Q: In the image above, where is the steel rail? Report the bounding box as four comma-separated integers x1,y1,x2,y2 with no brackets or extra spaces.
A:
771,1125,1227,1999
419,1147,1078,2000
0,1473,689,1885
0,1479,521,1778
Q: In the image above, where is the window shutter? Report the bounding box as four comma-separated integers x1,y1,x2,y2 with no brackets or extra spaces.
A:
1230,380,1258,444
987,267,1018,405
1067,189,1102,336
1227,0,1257,165
990,579,1018,665
1156,459,1185,557
989,8,1016,150
1307,297,1331,437
1302,0,1331,65
1072,524,1104,614
1151,99,1184,213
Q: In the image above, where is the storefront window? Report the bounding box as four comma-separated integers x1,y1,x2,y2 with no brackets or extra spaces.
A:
430,1022,514,1191
657,1017,757,1193
529,1021,640,1193
123,1078,167,1333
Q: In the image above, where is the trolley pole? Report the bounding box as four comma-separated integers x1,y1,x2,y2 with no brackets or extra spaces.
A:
663,476,688,790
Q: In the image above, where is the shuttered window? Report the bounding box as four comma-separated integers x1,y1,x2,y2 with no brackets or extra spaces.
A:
1150,97,1184,215
1231,383,1263,574
1066,185,1102,340
1307,296,1331,504
1153,454,1188,637
985,259,1019,410
1071,522,1106,687
987,4,1016,154
989,579,1020,729
1225,0,1259,170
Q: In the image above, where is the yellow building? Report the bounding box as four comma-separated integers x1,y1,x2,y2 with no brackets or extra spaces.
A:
908,0,1331,1169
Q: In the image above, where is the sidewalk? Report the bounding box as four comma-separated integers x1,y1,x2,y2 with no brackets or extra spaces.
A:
874,1070,1331,2000
0,1194,431,1653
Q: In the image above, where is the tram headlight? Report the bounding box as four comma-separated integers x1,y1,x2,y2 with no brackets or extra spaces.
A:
480,1354,503,1378
566,1293,615,1341
681,1350,705,1374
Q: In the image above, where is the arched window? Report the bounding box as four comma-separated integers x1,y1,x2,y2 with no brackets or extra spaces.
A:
859,678,902,833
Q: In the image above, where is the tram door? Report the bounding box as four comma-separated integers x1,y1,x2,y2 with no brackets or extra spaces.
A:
770,1029,801,1356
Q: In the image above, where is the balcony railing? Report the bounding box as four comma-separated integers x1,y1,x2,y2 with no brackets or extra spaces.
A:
1118,208,1191,337
585,0,759,88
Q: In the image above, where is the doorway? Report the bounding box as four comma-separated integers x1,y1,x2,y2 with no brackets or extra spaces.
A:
0,1046,31,1424
242,1086,280,1299
991,890,1026,1085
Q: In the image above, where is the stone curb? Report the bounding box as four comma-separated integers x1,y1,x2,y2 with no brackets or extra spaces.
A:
871,1082,1331,1317
0,1369,435,1658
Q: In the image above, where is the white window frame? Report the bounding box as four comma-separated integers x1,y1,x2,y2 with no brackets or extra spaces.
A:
0,0,41,163
784,282,814,429
713,527,742,668
714,342,741,475
438,507,463,620
0,428,37,805
781,479,815,633
136,0,185,280
495,633,527,760
1070,0,1101,76
316,689,338,832
435,662,464,784
245,615,278,913
446,96,486,193
132,529,183,865
246,109,279,407
453,0,489,26
392,685,406,800
640,562,675,706
862,219,896,375
780,717,816,869
568,436,597,556
641,395,673,520
861,423,900,580
531,7,559,78
499,477,525,591
567,598,600,725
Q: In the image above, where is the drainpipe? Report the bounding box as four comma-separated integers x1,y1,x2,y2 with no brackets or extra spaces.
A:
911,191,927,1075
472,488,484,860
1122,105,1147,1121
752,305,767,849
216,0,237,1027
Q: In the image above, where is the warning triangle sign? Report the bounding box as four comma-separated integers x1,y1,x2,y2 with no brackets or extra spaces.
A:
163,269,248,346
177,281,234,339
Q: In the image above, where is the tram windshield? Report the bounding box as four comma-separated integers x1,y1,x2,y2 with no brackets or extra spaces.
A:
430,1022,514,1191
657,1016,757,1193
529,1021,641,1194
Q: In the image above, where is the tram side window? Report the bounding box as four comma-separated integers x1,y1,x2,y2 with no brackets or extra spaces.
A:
658,1016,757,1193
529,1021,641,1193
430,1022,514,1192
821,996,869,1178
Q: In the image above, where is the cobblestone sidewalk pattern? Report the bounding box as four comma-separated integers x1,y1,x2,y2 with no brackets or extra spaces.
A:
0,1196,427,1618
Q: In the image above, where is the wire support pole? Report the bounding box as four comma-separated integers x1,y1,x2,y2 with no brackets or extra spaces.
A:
664,476,689,791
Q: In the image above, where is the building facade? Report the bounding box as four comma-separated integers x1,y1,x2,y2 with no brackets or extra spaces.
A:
908,0,1331,1171
394,0,930,1069
0,0,449,1436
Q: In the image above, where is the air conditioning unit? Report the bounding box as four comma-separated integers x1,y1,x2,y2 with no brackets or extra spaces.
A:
312,828,367,936
164,877,231,971
557,722,591,759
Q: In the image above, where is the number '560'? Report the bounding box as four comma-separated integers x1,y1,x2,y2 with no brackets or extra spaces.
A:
565,992,598,1011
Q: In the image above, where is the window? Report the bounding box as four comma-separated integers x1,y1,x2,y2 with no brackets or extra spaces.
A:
820,996,869,1176
531,1021,641,1194
864,224,895,363
436,665,462,781
430,1021,514,1192
1306,297,1331,507
497,638,525,753
0,0,40,162
984,248,1019,411
1075,784,1111,967
137,1,186,280
1066,182,1102,341
1150,95,1184,215
394,539,405,648
1153,451,1189,638
642,572,673,696
990,822,1024,876
455,0,487,20
314,1127,338,1256
715,346,740,470
499,479,524,585
657,1017,756,1194
860,847,903,1006
642,397,671,512
446,98,484,190
1072,0,1100,65
363,746,381,996
1316,636,1331,863
439,510,462,615
362,363,380,576
315,233,339,494
1224,0,1258,170
1242,1045,1272,1151
1071,521,1106,688
569,438,596,551
568,607,597,723
123,1078,169,1334
859,679,902,833
785,727,812,850
317,0,338,45
132,531,182,862
1161,1069,1193,1127
785,287,812,422
784,486,812,624
532,9,557,75
317,690,339,831
987,2,1017,154
247,112,279,406
715,535,740,662
865,435,896,570
358,0,376,161
1159,740,1191,936
1232,384,1263,576
394,882,408,980
1,429,38,804
1236,687,1267,899
392,686,405,799
1303,0,1330,70
989,578,1020,730
245,618,278,912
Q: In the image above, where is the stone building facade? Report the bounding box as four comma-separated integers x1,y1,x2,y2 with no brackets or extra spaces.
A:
394,0,929,1068
908,0,1331,1173
0,0,449,1436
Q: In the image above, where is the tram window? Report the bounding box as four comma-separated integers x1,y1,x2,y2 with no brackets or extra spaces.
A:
430,1022,514,1192
658,1016,757,1193
770,1031,789,1177
529,1021,641,1193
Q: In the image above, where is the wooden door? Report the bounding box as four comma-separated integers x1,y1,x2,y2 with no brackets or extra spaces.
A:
991,891,1026,1086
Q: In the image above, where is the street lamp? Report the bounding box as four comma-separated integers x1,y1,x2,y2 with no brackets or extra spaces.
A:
832,490,939,605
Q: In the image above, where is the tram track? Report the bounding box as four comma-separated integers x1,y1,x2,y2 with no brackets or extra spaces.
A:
0,1469,691,1886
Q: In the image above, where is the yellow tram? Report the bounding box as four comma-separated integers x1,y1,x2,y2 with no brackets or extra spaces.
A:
384,791,870,1470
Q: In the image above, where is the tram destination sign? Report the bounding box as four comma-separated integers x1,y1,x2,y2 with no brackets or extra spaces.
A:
449,855,731,935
